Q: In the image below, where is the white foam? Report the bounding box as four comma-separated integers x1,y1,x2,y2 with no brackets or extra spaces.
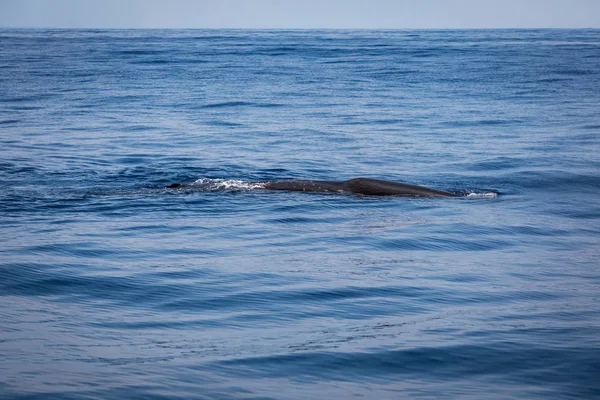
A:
191,178,265,190
466,192,498,198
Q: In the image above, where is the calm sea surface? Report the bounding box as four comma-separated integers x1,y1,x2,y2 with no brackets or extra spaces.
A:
1,29,599,399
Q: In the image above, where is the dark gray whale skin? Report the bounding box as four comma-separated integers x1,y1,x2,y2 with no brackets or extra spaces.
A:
168,178,458,197
263,178,458,197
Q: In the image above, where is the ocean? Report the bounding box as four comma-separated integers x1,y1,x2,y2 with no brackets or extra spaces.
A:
1,28,599,399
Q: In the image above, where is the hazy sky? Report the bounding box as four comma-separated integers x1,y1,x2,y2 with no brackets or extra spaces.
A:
1,0,599,29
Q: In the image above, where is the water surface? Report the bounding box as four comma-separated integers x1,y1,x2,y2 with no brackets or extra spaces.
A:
1,29,599,399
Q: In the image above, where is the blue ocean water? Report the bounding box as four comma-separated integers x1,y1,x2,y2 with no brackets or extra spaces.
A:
1,28,599,399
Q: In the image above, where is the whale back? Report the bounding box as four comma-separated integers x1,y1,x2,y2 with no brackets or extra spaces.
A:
262,180,345,193
343,178,458,197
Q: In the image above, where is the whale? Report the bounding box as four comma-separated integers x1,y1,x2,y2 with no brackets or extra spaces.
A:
168,177,459,197
262,178,457,197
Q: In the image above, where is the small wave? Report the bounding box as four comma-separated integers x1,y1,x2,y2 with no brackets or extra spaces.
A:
0,119,20,125
114,49,166,56
200,101,252,109
132,59,173,65
199,101,283,109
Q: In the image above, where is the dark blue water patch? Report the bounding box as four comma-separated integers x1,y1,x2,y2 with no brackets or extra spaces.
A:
0,391,102,400
15,241,155,260
266,216,322,224
580,124,600,130
198,101,284,109
439,119,525,128
0,261,199,304
554,68,595,76
119,124,162,132
160,285,430,315
210,343,599,393
337,235,514,252
440,223,570,238
252,46,301,56
207,120,246,127
2,104,45,111
0,163,37,174
530,77,575,83
131,59,176,65
428,273,492,283
0,93,55,103
112,49,169,56
176,57,211,64
507,171,600,193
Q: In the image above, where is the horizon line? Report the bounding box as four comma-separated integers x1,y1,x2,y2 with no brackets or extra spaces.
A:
2,26,599,30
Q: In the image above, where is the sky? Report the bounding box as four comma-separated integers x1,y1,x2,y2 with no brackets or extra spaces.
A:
0,0,599,29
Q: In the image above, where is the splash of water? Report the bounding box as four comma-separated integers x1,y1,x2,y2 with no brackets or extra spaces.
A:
466,192,498,198
191,178,265,191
